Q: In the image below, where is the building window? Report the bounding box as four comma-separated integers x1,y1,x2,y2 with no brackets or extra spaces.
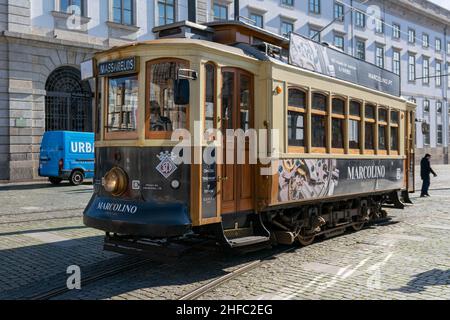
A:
311,93,328,149
408,28,415,44
392,23,400,39
158,0,175,26
424,100,430,113
437,101,442,113
423,57,430,84
249,13,263,28
355,11,365,28
448,64,450,88
393,50,400,75
213,3,228,21
309,0,321,14
334,2,344,21
356,39,365,60
281,21,294,37
113,0,134,25
146,59,189,139
437,124,443,145
422,33,429,48
375,45,384,68
436,38,442,51
436,61,442,87
349,101,361,150
282,0,294,6
408,54,416,81
60,0,85,15
309,28,321,42
375,19,384,34
334,35,344,51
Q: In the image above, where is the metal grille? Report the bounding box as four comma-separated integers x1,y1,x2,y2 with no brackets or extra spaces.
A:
45,66,93,132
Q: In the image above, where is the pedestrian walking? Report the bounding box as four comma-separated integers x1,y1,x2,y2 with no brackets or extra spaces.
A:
420,154,437,197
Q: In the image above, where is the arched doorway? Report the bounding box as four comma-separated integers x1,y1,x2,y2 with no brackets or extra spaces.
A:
45,66,93,132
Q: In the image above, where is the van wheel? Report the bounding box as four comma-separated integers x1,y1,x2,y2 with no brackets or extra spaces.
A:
70,170,84,186
49,177,62,185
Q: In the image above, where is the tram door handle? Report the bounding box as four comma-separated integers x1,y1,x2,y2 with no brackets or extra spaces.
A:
218,176,229,182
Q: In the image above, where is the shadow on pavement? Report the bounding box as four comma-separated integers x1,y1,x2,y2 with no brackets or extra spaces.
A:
390,269,450,293
0,225,87,237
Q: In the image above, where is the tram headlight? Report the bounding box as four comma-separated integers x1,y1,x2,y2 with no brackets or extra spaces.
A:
104,167,128,196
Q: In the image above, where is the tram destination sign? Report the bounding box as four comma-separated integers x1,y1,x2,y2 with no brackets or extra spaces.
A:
289,33,400,96
98,57,139,77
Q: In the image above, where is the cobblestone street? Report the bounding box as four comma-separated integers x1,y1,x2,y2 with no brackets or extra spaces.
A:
0,167,449,300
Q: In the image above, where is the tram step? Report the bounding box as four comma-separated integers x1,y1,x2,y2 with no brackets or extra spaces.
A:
228,236,271,248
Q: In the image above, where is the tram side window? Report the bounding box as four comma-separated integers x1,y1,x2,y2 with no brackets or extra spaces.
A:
331,98,345,149
147,59,189,138
390,110,399,151
205,63,216,131
365,104,376,150
378,108,388,150
312,93,328,149
107,75,139,132
349,101,361,149
288,88,307,149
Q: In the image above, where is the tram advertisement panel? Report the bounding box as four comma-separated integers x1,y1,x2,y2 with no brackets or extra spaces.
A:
289,33,400,96
277,158,404,203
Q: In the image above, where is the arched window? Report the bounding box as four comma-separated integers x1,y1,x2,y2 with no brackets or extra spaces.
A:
349,100,361,151
45,66,92,132
331,97,345,150
311,92,328,150
287,88,307,150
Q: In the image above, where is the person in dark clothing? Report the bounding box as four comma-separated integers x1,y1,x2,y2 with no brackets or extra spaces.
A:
420,154,437,197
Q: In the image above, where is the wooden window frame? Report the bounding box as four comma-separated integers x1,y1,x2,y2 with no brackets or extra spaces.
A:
348,100,362,154
377,106,389,155
389,109,400,155
364,103,376,154
145,58,190,140
311,92,328,153
204,62,217,140
331,96,345,154
287,87,308,153
104,73,139,141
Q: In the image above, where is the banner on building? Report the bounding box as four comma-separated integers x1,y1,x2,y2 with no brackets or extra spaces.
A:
289,33,400,96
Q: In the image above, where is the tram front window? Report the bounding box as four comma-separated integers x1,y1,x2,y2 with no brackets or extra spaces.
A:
107,75,139,132
147,59,189,138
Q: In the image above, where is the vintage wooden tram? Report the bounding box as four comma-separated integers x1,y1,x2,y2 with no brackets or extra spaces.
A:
83,21,416,254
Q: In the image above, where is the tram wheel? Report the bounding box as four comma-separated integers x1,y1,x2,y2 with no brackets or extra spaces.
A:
298,235,315,246
70,170,84,186
351,222,365,231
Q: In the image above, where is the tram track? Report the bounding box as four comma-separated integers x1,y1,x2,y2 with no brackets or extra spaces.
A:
29,257,154,300
178,245,297,300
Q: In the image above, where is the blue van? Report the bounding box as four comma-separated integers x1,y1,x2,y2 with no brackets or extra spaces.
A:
39,131,95,185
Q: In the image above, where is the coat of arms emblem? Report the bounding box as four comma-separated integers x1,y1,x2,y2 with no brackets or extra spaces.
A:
156,151,178,179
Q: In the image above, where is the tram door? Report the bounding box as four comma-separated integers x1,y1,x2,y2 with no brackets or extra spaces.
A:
220,69,255,214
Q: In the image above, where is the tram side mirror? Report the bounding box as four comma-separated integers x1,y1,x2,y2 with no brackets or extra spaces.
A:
174,79,190,105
